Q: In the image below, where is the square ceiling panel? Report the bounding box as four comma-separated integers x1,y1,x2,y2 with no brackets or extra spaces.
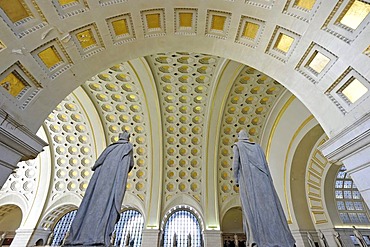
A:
265,26,300,63
235,16,265,48
206,10,231,39
141,9,166,38
107,13,135,45
175,8,198,35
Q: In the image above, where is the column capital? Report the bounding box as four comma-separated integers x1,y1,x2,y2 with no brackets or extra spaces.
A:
319,113,370,209
319,112,370,163
0,109,48,187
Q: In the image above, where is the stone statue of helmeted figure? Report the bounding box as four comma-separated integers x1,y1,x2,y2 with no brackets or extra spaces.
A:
64,131,134,246
333,231,344,247
307,232,315,247
353,226,368,247
233,130,295,247
318,230,329,247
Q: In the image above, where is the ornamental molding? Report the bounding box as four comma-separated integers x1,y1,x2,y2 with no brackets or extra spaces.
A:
0,109,48,166
319,113,370,162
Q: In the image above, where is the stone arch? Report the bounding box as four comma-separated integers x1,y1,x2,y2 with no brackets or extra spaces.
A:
161,195,204,227
122,194,146,222
221,207,243,234
0,194,27,226
291,124,325,230
0,204,22,232
160,204,204,232
24,39,343,137
38,195,80,230
160,205,204,246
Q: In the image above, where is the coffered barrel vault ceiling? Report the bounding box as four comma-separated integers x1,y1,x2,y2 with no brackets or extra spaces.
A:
0,0,369,136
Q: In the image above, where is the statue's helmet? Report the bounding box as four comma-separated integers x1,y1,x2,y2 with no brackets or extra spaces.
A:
238,129,249,140
119,130,130,140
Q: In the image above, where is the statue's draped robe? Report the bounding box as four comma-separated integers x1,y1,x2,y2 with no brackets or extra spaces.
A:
65,139,134,246
233,140,295,247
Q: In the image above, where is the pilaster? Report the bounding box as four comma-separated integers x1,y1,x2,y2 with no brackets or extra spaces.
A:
203,230,222,247
319,228,340,247
291,230,305,247
11,228,34,247
141,229,160,247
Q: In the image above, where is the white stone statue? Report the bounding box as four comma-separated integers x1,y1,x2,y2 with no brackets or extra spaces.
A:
187,233,192,247
125,232,131,247
333,231,344,247
233,130,295,247
64,131,134,246
0,232,6,247
318,230,329,247
173,233,177,247
234,234,239,247
62,231,70,246
110,229,117,246
129,238,135,247
307,232,315,247
353,226,367,247
46,231,54,246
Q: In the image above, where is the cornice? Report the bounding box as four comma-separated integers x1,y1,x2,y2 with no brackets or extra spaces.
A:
0,109,48,162
319,113,370,162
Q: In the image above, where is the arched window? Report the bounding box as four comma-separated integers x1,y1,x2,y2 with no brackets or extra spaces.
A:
334,166,370,224
162,209,202,247
51,210,77,246
113,209,144,247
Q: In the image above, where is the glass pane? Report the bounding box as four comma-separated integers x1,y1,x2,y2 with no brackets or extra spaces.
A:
344,191,352,199
337,201,345,210
348,213,359,223
163,210,202,247
344,180,352,188
345,201,355,210
353,191,361,199
358,213,370,224
340,213,350,223
337,171,346,179
335,181,343,188
51,210,77,246
354,202,363,211
335,191,343,199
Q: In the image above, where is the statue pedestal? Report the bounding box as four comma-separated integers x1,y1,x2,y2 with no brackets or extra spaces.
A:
141,229,160,247
203,230,222,247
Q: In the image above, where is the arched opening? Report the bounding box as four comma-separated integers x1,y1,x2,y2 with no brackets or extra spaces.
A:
0,204,22,246
112,209,145,247
221,207,245,247
50,210,77,246
35,238,43,246
162,207,203,247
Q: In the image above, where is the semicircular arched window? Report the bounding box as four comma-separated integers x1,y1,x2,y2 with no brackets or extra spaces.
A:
51,210,77,246
113,209,144,247
162,209,202,247
335,166,370,224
